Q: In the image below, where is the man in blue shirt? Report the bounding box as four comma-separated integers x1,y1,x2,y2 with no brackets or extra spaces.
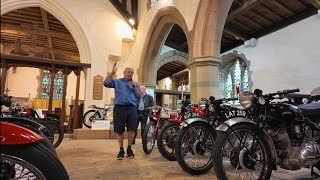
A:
104,63,140,160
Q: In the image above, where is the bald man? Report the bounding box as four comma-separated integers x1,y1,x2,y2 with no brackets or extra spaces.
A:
104,63,140,160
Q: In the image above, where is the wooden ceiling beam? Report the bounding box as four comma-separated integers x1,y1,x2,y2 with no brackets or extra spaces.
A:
223,26,249,41
306,0,320,9
157,68,173,75
269,0,295,16
1,16,43,24
226,0,265,23
3,43,79,57
254,7,317,38
1,23,75,41
40,8,55,59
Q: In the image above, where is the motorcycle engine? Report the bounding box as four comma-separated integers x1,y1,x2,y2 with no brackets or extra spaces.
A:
270,128,320,170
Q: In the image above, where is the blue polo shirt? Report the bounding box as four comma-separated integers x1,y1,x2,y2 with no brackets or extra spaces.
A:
104,78,140,106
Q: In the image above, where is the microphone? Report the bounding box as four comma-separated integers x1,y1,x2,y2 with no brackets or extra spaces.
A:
129,78,135,88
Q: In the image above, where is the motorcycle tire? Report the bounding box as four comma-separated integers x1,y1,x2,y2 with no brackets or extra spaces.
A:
82,110,101,128
175,121,216,175
40,119,64,148
157,122,180,161
142,121,156,154
2,141,69,180
212,123,273,180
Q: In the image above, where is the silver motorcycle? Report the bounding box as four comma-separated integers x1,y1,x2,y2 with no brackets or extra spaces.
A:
82,105,113,128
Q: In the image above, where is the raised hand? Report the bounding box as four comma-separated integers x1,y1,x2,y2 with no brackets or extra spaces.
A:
112,63,118,74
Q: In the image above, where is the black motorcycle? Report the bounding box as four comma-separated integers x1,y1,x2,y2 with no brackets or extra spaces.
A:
174,96,247,175
212,88,320,180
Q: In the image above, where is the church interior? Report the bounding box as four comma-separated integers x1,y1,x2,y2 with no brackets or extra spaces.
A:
1,0,320,179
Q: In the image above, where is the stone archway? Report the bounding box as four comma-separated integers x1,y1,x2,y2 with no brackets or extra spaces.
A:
220,51,253,96
187,0,233,102
138,7,190,88
1,0,91,63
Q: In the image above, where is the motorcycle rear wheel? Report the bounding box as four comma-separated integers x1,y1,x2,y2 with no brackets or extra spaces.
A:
157,122,180,161
1,141,70,180
82,110,101,128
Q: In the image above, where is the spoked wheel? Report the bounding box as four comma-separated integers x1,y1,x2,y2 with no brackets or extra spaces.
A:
43,119,64,148
82,110,101,128
175,122,216,175
157,122,180,161
1,154,46,179
1,141,70,180
212,124,273,180
142,121,156,154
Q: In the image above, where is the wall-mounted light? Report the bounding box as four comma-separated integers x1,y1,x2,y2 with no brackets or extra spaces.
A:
244,38,257,48
116,21,134,42
129,18,135,26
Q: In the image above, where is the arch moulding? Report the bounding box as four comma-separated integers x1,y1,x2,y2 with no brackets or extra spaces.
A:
138,6,190,87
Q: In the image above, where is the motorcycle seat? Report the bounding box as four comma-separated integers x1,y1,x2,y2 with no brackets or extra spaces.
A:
286,93,310,98
298,103,320,117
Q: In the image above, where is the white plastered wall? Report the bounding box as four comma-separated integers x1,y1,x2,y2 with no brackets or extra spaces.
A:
222,15,320,94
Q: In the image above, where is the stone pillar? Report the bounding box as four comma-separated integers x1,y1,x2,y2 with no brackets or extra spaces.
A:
187,56,221,103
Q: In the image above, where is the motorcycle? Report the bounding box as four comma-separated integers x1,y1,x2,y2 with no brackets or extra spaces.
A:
0,95,70,180
174,96,247,175
142,105,171,154
156,99,205,161
82,104,114,128
212,88,320,180
2,98,64,148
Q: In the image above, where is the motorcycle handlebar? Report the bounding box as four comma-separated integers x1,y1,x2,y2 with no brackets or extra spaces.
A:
266,88,300,98
283,88,300,94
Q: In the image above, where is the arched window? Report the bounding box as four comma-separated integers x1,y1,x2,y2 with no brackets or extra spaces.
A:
40,70,64,99
220,59,250,98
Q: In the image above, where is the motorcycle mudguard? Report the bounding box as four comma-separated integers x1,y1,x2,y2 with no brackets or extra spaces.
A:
179,117,207,129
0,122,42,145
168,119,183,124
216,117,277,170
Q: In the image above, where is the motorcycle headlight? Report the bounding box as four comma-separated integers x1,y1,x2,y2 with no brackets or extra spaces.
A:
239,91,254,109
258,96,266,105
152,106,160,113
198,98,206,110
208,104,215,112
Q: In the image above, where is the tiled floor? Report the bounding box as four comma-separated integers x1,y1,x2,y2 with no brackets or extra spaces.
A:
57,138,318,180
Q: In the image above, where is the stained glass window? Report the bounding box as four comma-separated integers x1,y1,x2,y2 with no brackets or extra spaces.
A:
220,59,250,98
41,70,64,99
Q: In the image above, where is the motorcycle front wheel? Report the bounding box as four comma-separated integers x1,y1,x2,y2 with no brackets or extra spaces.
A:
212,123,273,180
142,121,156,154
1,141,69,180
157,121,180,161
175,121,216,175
82,110,101,128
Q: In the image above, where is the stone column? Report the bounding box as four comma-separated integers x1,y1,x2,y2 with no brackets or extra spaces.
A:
187,56,221,103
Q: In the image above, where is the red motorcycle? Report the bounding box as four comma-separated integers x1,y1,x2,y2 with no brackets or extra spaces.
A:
157,100,205,160
142,105,172,154
0,95,69,180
